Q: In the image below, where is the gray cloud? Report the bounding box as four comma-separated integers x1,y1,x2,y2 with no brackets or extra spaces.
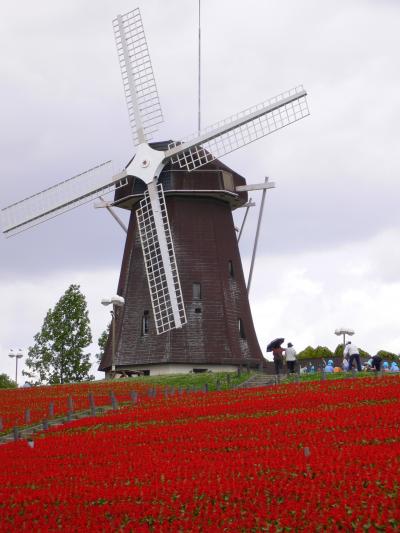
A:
2,1,399,275
1,0,400,374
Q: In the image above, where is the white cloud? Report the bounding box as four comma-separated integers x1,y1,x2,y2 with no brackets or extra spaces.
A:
0,269,118,382
249,229,400,358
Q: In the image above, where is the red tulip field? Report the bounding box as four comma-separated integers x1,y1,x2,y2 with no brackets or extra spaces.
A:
0,380,156,431
1,376,400,531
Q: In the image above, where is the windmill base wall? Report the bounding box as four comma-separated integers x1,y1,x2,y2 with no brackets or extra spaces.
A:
99,185,266,373
106,363,245,378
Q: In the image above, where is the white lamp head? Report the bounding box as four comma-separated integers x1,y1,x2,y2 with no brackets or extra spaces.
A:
101,298,112,306
334,328,355,336
8,349,14,358
111,295,125,307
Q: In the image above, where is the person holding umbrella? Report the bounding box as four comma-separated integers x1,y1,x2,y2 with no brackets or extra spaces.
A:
267,338,285,375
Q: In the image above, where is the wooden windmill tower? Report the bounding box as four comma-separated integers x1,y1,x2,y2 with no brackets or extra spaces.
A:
1,8,309,376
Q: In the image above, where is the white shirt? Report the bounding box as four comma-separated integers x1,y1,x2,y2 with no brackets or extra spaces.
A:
343,343,359,357
285,347,297,361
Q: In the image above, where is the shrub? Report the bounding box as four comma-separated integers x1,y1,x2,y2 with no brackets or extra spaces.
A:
0,374,17,389
376,350,400,362
297,345,333,360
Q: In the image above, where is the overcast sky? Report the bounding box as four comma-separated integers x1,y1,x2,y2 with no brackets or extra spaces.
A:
1,0,400,382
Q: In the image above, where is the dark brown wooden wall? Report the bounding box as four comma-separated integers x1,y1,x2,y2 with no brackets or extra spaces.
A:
99,193,264,371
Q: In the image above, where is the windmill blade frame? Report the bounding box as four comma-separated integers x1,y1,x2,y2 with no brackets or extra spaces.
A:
1,162,128,237
136,181,187,334
113,8,164,146
165,86,309,171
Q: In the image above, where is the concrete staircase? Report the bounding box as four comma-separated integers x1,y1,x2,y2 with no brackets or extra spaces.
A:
236,373,280,388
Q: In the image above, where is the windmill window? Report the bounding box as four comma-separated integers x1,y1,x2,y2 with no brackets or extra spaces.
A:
195,307,202,314
141,311,149,336
238,318,246,339
193,282,202,300
228,260,234,278
222,171,234,192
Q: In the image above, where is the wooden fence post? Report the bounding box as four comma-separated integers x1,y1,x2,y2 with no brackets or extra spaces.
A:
130,390,138,404
67,395,74,413
88,393,96,416
109,391,118,410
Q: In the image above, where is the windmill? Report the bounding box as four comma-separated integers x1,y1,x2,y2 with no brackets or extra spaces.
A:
1,8,309,376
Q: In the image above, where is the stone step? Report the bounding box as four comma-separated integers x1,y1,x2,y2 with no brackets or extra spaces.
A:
236,374,279,388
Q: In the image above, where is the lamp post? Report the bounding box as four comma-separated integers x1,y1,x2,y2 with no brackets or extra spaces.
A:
334,328,355,348
101,295,125,376
8,348,23,385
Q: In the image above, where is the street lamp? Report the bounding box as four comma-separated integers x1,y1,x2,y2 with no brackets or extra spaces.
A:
101,295,125,376
8,348,23,385
334,328,355,348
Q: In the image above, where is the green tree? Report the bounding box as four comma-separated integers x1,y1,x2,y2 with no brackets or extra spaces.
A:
96,322,111,363
376,350,399,362
297,346,315,360
314,345,333,360
23,284,94,385
297,345,333,360
0,374,17,389
334,344,370,359
334,344,345,358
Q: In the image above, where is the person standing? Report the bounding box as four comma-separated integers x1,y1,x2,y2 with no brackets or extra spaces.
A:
272,345,284,375
343,341,362,372
371,354,382,372
324,359,334,373
285,342,297,374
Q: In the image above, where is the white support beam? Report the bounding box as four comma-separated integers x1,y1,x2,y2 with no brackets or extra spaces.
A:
94,197,128,233
247,177,274,294
236,182,276,192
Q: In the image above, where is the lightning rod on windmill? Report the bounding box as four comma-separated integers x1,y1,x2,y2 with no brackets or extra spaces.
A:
1,7,309,377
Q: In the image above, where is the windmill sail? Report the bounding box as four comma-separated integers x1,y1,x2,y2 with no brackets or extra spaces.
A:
136,182,186,334
1,162,127,237
113,8,163,146
166,86,309,171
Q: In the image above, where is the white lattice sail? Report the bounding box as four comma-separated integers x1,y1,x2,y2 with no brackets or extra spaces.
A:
136,182,186,334
1,162,127,237
166,86,309,171
113,8,163,146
